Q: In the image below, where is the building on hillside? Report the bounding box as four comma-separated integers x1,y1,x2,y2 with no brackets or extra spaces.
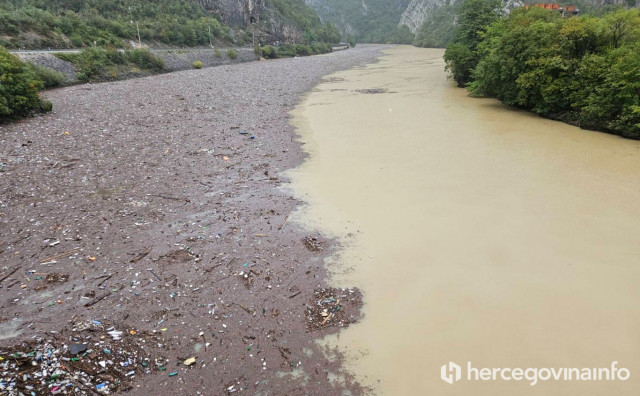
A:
523,3,580,16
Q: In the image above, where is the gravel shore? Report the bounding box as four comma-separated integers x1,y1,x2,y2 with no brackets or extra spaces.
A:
0,44,391,395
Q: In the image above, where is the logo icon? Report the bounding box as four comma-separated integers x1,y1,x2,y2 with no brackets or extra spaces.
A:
441,361,462,384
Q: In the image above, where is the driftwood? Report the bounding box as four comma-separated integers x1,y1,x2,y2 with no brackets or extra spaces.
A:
0,267,20,284
39,248,81,263
84,291,110,307
130,247,152,263
278,210,291,230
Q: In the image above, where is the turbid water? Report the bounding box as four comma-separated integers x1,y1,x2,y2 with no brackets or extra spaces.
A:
288,46,640,395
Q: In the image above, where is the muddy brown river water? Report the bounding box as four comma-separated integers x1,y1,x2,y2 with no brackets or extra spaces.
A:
288,46,640,395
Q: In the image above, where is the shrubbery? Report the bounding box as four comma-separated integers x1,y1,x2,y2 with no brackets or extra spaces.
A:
276,44,297,57
295,44,312,56
0,46,51,122
261,45,277,59
28,63,65,88
193,60,203,69
125,49,164,72
55,47,164,82
226,49,238,59
259,42,332,59
310,42,332,54
0,0,225,49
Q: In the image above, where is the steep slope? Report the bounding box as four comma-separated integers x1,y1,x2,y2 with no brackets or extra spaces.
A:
400,0,451,33
401,0,529,34
0,0,329,49
407,0,639,43
303,0,414,43
200,0,325,43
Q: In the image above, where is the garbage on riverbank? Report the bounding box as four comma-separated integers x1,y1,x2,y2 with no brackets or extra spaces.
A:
0,320,158,395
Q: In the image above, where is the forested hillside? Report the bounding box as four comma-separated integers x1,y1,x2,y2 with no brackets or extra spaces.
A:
0,0,339,49
413,0,640,48
304,0,415,43
445,0,640,138
413,1,460,48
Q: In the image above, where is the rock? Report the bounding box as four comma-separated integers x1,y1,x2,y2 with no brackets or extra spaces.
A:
183,357,196,366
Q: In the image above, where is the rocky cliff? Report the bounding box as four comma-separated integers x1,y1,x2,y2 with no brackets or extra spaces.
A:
400,0,529,33
399,0,450,33
197,0,320,44
197,0,266,26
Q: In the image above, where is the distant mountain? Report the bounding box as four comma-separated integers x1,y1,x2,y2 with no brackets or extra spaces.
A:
4,0,635,49
304,0,415,43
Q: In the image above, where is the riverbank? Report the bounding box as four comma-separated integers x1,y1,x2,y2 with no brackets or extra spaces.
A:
14,48,259,85
0,44,391,395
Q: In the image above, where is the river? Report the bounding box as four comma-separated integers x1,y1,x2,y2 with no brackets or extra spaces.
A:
287,46,640,395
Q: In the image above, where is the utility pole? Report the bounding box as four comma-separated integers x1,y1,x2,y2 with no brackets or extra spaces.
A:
128,6,141,48
250,16,258,47
130,20,141,48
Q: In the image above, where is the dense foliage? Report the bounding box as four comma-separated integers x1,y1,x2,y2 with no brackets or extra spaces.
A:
55,47,164,82
0,46,51,121
268,0,328,42
28,63,65,88
0,0,230,49
443,0,503,86
259,42,332,58
0,0,344,49
445,1,640,138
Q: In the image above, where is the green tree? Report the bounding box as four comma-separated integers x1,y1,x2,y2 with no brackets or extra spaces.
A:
444,0,502,86
579,45,640,138
317,22,341,43
466,6,640,138
603,8,640,48
0,46,50,121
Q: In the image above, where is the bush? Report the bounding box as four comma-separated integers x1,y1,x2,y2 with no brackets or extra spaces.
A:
227,49,238,59
28,63,65,88
40,99,53,112
193,60,203,69
295,44,312,56
261,45,277,59
214,49,222,58
276,44,296,57
56,47,164,81
310,43,323,54
0,47,51,121
124,49,164,72
309,42,332,55
56,47,123,81
254,45,262,57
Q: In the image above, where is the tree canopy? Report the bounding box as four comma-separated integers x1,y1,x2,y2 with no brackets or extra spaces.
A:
445,1,640,138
